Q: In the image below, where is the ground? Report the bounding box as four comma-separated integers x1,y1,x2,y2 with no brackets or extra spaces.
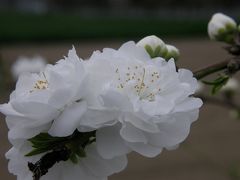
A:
0,38,240,180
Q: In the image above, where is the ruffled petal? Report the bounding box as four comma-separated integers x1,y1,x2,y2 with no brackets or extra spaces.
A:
173,97,203,113
120,122,147,143
96,124,130,159
80,108,118,129
126,141,162,158
49,101,87,137
82,144,128,177
147,110,199,147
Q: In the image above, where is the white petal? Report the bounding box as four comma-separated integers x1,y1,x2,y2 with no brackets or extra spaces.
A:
9,122,51,143
178,69,198,93
11,100,58,122
147,110,199,147
6,148,34,180
120,122,147,143
140,97,174,116
82,144,128,177
80,108,118,129
124,113,159,133
100,89,133,111
174,97,203,113
96,124,130,159
49,101,87,137
119,41,151,62
48,88,72,109
126,142,162,158
0,103,23,117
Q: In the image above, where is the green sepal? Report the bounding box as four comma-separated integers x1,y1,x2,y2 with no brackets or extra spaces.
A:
144,45,166,58
203,75,229,94
70,153,79,164
25,133,67,156
25,148,50,157
145,45,155,58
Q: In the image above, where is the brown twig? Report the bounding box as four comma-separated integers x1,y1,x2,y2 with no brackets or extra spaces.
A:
193,59,230,80
193,56,240,80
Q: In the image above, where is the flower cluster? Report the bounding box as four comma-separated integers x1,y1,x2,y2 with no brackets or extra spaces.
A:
0,36,202,180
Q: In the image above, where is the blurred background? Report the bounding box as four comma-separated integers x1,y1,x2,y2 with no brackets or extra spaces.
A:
1,1,240,180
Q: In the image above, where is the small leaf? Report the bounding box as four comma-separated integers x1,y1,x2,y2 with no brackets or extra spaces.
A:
25,148,49,157
76,147,86,158
28,133,66,149
203,75,229,95
70,153,78,164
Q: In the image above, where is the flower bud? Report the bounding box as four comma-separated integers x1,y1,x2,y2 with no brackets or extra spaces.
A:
208,13,237,43
221,78,239,92
137,35,167,58
165,44,180,61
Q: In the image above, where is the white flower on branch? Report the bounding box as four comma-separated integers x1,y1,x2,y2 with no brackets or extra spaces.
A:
85,41,203,158
0,40,203,179
11,56,47,79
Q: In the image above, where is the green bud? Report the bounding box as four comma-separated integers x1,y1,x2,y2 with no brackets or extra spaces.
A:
137,35,167,58
164,44,180,61
208,13,237,44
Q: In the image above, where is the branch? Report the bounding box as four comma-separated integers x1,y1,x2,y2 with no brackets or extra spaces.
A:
193,59,229,80
28,147,71,180
193,57,240,80
27,130,96,180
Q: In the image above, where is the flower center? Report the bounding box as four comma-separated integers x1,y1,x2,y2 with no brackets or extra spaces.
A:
30,73,49,93
115,64,161,101
33,80,48,90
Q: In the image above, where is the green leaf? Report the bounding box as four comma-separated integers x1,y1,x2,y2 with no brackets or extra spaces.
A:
25,148,50,157
203,75,229,95
25,130,96,163
76,147,86,158
70,153,78,164
26,133,68,157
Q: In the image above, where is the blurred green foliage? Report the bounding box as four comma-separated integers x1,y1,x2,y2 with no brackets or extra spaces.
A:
0,12,208,42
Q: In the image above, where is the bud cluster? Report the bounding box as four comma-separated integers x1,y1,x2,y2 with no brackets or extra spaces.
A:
137,35,180,61
208,13,238,44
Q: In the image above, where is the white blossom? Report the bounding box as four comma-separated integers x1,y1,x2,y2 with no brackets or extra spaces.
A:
6,143,127,180
84,41,202,158
208,13,237,42
0,48,89,147
11,56,47,79
1,47,128,180
0,40,203,179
